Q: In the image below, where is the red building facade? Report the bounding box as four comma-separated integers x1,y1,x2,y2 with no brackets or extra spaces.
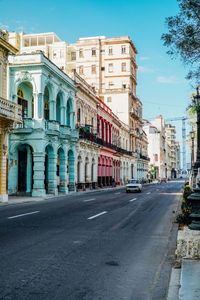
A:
97,100,121,187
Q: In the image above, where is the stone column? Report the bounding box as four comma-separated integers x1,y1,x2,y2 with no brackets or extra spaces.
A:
68,154,75,191
0,132,8,201
47,153,58,195
59,154,68,194
32,152,46,197
60,105,66,125
49,100,56,120
26,147,32,193
38,93,44,119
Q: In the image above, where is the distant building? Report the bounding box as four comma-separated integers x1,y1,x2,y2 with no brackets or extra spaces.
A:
165,123,177,178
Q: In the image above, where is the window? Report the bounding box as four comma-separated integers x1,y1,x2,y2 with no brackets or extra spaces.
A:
60,49,64,58
91,65,96,74
92,48,96,56
107,97,112,103
31,96,34,118
79,65,84,74
154,154,158,162
77,108,81,124
44,101,49,120
71,52,76,61
108,47,113,55
121,45,126,54
109,81,114,87
53,51,57,58
121,62,126,72
17,88,28,118
122,83,126,89
108,63,113,73
79,48,83,58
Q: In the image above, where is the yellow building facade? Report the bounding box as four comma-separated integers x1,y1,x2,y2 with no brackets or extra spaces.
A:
0,30,22,201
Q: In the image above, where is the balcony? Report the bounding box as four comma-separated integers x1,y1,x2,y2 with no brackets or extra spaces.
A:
0,96,22,123
79,127,133,156
129,107,141,119
139,154,150,161
13,118,78,139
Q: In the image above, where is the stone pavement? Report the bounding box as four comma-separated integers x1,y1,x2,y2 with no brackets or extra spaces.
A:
167,227,200,300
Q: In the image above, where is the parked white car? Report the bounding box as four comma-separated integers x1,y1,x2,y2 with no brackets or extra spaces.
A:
126,179,142,193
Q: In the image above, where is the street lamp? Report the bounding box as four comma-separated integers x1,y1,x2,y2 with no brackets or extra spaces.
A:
192,86,200,176
190,129,195,167
187,86,200,230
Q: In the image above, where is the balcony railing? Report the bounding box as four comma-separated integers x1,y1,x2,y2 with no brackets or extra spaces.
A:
14,118,78,138
139,153,150,161
0,96,22,123
79,127,133,156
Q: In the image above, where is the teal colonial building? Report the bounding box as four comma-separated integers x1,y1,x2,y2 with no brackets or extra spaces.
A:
8,53,78,197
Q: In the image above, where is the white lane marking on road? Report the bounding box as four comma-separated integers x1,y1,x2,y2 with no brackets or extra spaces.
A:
146,192,151,194
8,211,40,219
115,192,121,195
130,198,137,202
88,211,107,220
84,198,96,202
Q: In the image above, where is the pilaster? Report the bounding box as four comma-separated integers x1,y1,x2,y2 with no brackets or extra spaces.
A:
32,152,46,197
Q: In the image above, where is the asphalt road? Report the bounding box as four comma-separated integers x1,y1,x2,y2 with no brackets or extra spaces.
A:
0,180,183,300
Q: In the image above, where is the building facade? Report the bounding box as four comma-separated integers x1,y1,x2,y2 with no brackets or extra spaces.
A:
143,116,167,179
165,123,177,178
0,30,22,201
8,53,78,197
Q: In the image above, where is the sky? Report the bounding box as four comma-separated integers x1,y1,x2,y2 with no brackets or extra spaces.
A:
0,0,195,166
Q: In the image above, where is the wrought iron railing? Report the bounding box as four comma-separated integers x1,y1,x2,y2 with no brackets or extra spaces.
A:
79,127,133,156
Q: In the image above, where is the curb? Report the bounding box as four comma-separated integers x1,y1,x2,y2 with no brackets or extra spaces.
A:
0,182,158,207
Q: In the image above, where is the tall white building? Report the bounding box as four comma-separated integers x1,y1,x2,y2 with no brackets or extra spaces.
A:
143,116,167,179
8,31,149,180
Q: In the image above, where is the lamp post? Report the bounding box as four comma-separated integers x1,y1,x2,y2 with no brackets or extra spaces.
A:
192,86,200,177
188,86,200,230
190,129,195,167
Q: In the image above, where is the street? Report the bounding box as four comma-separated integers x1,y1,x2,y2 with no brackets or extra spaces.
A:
0,180,183,300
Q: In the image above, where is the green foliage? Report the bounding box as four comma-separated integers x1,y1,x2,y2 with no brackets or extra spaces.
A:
161,0,200,82
183,185,193,200
176,185,192,225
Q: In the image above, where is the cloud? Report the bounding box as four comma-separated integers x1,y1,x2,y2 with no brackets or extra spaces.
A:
139,56,150,61
138,66,155,73
156,75,179,84
0,23,9,30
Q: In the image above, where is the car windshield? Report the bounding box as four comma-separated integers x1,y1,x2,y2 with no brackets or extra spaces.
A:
128,180,138,184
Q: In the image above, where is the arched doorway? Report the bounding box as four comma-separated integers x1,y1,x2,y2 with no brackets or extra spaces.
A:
44,86,50,120
17,82,33,118
56,94,61,123
17,144,33,194
66,99,73,127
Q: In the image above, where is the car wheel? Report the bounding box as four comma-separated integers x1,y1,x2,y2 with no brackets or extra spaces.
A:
126,190,129,193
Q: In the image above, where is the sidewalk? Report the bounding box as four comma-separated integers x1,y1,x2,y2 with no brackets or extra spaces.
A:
0,181,158,207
